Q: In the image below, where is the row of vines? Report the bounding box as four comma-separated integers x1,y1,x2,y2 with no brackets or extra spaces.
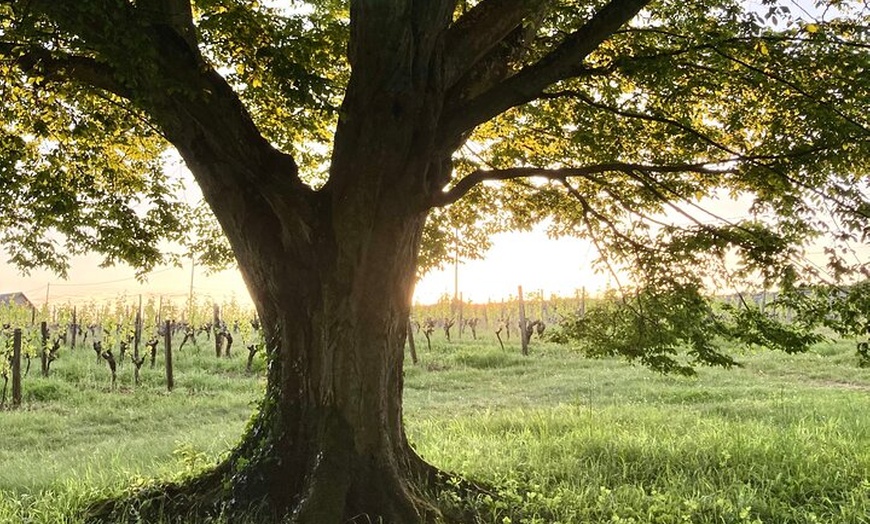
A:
0,295,265,408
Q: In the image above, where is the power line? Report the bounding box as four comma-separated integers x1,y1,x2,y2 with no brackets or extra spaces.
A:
48,267,177,287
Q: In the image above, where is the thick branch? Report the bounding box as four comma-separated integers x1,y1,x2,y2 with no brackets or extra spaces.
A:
438,0,652,144
135,0,198,50
6,1,315,280
0,42,128,97
430,162,731,207
135,0,194,27
443,0,546,87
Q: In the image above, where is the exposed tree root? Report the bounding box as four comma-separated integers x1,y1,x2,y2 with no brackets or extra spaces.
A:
82,444,494,524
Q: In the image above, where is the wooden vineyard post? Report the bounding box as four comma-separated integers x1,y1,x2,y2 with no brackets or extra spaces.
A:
133,295,142,358
518,286,529,356
164,320,174,392
132,296,144,387
134,295,142,361
71,306,77,348
407,317,418,365
40,321,49,377
11,329,22,408
213,303,221,358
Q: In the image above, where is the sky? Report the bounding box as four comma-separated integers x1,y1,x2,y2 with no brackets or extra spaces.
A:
0,146,614,310
4,191,864,311
0,226,607,309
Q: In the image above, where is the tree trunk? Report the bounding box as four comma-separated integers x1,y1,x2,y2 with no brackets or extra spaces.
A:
222,205,435,523
88,179,445,523
92,95,449,520
85,5,459,520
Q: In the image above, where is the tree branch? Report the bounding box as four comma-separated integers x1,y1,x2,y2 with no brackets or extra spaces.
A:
430,162,732,207
442,0,546,87
135,0,198,50
558,177,650,254
0,42,129,97
5,1,315,264
438,0,652,145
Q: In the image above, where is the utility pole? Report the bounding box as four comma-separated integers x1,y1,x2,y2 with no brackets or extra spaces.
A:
452,226,459,319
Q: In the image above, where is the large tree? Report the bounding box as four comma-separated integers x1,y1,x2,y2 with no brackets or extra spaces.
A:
1,0,868,522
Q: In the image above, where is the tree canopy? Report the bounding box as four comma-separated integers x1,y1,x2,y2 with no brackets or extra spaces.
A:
3,1,867,358
1,1,867,276
0,0,869,520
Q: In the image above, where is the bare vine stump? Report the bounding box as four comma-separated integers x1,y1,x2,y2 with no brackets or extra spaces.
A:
147,338,159,368
132,355,146,386
518,286,529,356
215,328,234,358
179,326,195,351
101,349,117,388
119,336,132,364
443,317,455,341
245,344,259,373
466,318,479,340
93,341,103,365
423,318,435,351
213,304,221,358
44,339,60,376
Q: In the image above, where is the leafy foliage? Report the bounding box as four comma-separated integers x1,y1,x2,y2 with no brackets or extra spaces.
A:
0,0,868,368
552,282,822,375
776,280,870,365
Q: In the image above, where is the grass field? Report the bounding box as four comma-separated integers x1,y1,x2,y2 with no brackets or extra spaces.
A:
1,330,869,523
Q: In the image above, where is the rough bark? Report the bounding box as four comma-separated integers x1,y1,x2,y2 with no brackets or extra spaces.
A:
87,142,448,524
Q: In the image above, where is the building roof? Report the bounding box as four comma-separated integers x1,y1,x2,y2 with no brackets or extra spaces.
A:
0,292,35,310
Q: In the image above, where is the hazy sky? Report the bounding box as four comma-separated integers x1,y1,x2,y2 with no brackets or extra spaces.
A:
4,189,864,310
0,225,606,309
0,149,610,309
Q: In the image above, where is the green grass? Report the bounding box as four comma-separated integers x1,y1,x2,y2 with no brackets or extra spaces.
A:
0,335,264,520
1,331,869,523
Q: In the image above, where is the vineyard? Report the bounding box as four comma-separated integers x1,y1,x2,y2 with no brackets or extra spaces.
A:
1,288,869,524
0,296,869,523
3,283,861,409
0,291,515,408
0,295,264,408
